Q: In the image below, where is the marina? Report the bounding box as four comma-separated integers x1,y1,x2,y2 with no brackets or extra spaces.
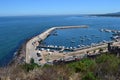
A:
25,25,120,65
25,25,88,64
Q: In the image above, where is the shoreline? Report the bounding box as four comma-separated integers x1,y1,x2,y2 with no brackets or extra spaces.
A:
8,33,41,66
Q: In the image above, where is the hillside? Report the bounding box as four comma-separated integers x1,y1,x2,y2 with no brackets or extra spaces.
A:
0,53,120,80
92,12,120,17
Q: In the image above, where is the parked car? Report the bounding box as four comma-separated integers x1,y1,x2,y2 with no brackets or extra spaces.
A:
38,58,42,61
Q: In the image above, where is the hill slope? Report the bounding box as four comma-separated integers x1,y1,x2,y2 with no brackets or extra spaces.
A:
92,12,120,17
0,53,120,80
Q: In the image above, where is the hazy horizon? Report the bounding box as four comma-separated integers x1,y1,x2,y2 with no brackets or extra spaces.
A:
0,0,120,16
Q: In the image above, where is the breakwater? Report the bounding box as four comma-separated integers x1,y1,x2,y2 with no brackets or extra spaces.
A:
25,25,88,63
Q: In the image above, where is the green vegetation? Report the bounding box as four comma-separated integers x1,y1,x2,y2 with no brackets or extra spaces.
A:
67,58,96,73
82,72,96,80
22,58,40,72
0,53,120,80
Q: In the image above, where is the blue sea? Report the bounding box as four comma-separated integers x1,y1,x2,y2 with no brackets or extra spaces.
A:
0,15,120,66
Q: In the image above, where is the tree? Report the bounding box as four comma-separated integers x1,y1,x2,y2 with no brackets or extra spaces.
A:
30,58,34,64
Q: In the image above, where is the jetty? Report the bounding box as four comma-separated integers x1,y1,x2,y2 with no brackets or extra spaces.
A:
100,28,120,33
25,25,88,63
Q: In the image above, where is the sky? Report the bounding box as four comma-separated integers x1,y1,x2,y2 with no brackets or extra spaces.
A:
0,0,120,16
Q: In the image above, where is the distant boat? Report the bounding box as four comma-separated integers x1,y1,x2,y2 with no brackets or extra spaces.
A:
103,40,107,43
87,38,91,41
100,29,104,32
73,47,77,49
55,45,58,48
77,45,81,47
53,33,58,36
91,34,95,36
52,31,58,36
71,40,75,43
66,47,69,49
104,29,112,33
80,39,85,41
111,36,120,40
70,47,73,49
112,33,120,36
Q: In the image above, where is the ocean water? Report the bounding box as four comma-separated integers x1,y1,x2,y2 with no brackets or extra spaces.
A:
44,28,112,47
0,15,120,66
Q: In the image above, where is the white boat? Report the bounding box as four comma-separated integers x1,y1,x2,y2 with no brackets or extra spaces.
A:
100,29,104,32
71,40,75,43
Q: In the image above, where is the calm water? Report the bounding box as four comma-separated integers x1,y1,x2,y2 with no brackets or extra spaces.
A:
0,15,120,66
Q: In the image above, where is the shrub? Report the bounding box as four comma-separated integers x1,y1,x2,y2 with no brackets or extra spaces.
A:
68,58,96,73
30,58,34,64
96,54,110,63
82,72,96,80
21,58,39,72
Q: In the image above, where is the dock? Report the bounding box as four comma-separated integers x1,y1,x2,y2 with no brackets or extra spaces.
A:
100,28,120,33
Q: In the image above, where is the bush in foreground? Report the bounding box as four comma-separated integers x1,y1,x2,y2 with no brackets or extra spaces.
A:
0,53,120,80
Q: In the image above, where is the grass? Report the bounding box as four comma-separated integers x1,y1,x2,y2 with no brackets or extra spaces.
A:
0,53,120,80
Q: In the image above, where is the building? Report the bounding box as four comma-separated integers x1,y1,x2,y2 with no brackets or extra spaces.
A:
108,42,120,56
